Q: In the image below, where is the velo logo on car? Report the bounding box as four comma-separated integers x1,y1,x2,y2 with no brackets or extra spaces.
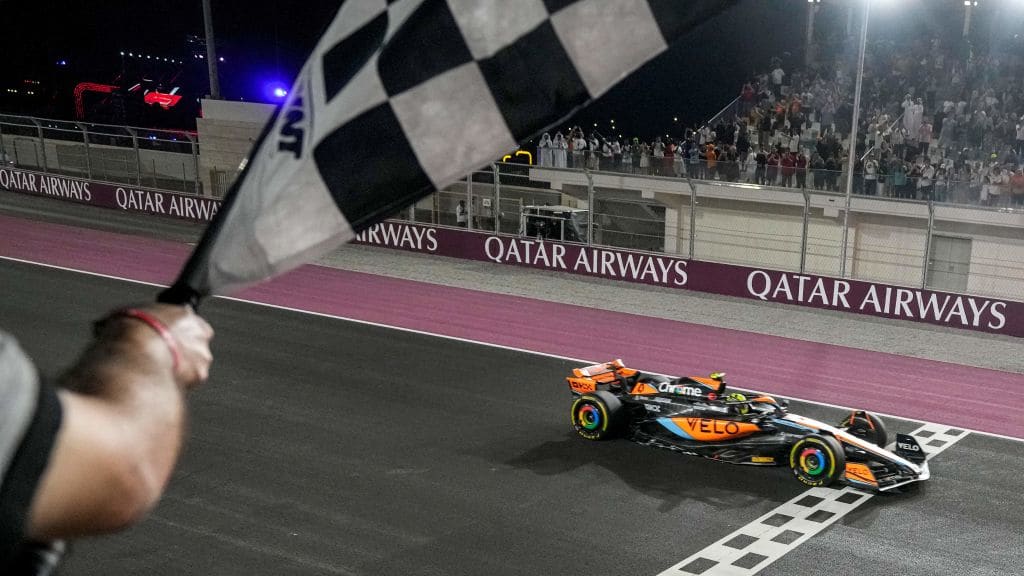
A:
675,418,760,440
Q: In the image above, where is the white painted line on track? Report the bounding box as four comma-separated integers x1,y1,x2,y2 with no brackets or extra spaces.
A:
659,423,968,576
3,254,1022,445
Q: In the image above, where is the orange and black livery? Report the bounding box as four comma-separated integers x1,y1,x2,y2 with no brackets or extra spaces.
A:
566,360,929,492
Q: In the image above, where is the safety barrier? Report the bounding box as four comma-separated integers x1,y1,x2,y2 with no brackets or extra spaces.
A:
353,220,1022,338
0,113,201,194
0,166,219,222
3,165,1021,337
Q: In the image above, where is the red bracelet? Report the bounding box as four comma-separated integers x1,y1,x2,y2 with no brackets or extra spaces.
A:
107,308,182,372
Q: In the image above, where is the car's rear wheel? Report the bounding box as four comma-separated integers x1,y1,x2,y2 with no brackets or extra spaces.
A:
789,434,846,487
838,411,888,448
571,391,623,441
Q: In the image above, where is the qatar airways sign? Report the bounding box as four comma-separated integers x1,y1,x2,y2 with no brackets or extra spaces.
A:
353,221,1021,337
742,270,1007,331
354,221,688,288
0,167,219,222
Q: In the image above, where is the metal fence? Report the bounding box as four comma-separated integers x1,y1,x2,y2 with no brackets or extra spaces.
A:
532,149,1024,208
396,162,1024,302
0,114,202,194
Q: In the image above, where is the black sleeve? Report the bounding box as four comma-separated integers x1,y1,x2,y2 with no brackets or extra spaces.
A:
0,381,63,567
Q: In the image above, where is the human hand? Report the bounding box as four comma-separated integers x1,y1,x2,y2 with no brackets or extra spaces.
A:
138,304,214,389
95,304,214,390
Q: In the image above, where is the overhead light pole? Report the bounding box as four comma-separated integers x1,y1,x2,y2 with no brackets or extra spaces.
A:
963,0,978,38
202,0,222,99
840,0,870,278
805,0,820,67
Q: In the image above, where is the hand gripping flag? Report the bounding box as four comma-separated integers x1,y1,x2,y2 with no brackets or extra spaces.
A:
160,0,737,304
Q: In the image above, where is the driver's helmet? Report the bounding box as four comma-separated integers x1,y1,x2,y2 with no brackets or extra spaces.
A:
726,392,749,415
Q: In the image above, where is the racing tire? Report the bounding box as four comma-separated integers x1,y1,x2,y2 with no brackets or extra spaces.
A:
571,391,623,441
789,434,846,488
838,412,889,448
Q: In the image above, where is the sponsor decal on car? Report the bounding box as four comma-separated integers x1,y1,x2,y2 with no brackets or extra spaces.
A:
569,379,595,393
685,418,743,435
658,383,704,396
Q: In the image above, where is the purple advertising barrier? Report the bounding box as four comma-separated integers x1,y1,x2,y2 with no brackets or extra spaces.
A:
3,169,1018,338
0,166,220,222
353,220,1024,338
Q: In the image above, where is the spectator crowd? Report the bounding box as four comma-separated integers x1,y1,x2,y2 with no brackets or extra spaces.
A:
534,36,1024,208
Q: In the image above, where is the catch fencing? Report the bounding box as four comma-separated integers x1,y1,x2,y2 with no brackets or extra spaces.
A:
0,114,201,194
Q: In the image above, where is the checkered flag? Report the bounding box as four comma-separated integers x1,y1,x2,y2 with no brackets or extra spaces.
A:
162,0,736,301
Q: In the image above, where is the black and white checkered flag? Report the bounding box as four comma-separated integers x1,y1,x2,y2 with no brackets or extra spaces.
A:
162,0,736,301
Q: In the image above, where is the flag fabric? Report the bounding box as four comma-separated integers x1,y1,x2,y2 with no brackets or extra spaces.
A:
169,0,736,299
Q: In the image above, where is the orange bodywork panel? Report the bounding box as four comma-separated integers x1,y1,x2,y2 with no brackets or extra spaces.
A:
630,382,659,395
844,462,878,487
669,417,760,441
590,370,634,385
687,377,725,393
567,377,596,393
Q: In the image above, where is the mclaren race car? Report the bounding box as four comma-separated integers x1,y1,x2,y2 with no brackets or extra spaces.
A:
566,360,929,491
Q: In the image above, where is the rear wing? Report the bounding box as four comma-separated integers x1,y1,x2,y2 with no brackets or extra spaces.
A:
567,360,635,395
573,359,626,378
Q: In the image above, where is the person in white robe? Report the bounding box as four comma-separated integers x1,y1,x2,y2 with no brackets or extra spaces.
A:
537,133,553,167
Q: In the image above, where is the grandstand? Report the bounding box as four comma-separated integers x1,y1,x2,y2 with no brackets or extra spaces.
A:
533,2,1024,208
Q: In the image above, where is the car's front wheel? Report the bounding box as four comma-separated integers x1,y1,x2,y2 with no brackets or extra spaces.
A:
571,391,623,441
789,434,846,487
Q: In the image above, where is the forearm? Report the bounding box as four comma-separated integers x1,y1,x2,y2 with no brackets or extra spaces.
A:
27,322,188,539
64,320,188,479
21,304,211,541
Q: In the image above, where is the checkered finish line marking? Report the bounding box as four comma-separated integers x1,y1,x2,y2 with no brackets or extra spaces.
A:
658,423,969,576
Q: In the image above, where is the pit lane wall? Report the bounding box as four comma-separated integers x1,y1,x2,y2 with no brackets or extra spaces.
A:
0,166,220,222
352,221,1022,338
2,166,1019,337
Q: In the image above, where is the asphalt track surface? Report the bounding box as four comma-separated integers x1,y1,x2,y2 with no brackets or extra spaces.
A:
1,196,1023,575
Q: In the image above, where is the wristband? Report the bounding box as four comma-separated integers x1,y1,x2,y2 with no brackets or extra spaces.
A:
100,308,182,372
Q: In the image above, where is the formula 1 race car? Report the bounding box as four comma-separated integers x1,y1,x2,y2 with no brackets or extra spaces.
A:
566,360,929,491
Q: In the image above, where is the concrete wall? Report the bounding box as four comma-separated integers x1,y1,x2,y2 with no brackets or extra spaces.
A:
804,217,848,277
195,99,276,197
852,222,928,286
969,235,1024,297
695,208,801,270
529,166,1024,301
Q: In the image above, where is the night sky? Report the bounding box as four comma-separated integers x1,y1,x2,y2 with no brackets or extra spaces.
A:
0,1,1014,138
